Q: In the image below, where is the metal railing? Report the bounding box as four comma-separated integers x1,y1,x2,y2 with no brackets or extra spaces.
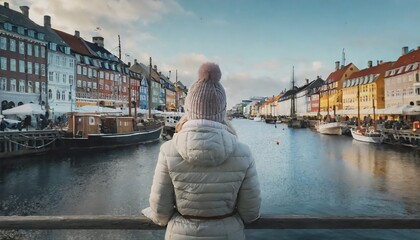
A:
1,215,419,230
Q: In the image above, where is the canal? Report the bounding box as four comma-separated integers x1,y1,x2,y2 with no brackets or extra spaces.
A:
0,118,419,239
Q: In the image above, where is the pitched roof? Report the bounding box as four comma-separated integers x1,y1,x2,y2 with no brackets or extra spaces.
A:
386,48,420,77
326,63,353,83
0,5,45,39
348,62,394,79
53,29,94,56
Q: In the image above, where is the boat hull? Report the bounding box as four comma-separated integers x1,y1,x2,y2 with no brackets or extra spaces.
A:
61,126,163,150
350,128,383,143
318,122,345,135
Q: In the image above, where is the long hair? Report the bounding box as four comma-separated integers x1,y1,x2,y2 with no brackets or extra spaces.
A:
175,115,237,136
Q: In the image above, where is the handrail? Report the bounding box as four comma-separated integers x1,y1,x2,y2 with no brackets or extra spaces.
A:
0,215,419,230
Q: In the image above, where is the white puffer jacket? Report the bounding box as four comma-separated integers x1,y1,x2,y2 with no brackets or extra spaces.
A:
142,119,261,240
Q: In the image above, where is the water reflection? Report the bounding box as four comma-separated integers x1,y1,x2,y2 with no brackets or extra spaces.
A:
344,141,420,215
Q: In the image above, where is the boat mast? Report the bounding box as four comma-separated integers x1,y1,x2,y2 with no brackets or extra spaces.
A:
148,57,152,118
372,97,376,130
357,85,361,128
290,66,295,117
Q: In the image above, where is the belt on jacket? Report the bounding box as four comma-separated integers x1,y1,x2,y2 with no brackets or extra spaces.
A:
179,210,236,220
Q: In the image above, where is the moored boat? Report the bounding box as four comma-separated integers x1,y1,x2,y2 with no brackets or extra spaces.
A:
61,113,162,150
317,122,346,135
350,127,383,143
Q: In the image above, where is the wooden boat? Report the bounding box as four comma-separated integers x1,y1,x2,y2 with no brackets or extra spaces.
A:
350,84,383,143
61,113,162,150
317,122,346,135
351,127,383,143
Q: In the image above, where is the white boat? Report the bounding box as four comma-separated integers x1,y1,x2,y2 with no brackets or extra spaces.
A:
350,128,383,143
317,122,346,135
253,116,263,122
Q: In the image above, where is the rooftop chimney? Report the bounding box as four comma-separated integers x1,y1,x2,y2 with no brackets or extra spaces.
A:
74,30,80,38
127,62,131,67
417,46,420,50
335,61,340,70
154,65,157,71
134,59,138,64
368,60,372,68
19,6,29,18
306,78,309,84
92,36,104,47
44,15,51,28
402,46,409,55
4,2,9,8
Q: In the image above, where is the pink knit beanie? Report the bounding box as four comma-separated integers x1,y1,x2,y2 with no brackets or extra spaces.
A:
185,62,226,123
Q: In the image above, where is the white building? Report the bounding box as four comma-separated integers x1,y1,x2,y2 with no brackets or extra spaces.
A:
43,16,76,118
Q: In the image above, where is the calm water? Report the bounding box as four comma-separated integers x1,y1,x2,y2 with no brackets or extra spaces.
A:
1,118,419,239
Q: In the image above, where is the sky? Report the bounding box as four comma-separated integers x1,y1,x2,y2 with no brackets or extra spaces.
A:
10,0,420,108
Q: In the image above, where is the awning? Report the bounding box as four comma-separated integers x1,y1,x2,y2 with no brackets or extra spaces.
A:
2,103,44,115
402,105,420,116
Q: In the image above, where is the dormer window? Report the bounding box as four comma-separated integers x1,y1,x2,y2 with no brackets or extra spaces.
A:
17,26,25,35
64,47,71,54
37,33,44,40
49,43,57,51
28,30,35,38
4,22,12,31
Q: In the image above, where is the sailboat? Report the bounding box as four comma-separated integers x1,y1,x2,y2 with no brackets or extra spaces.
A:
350,85,383,143
317,82,346,135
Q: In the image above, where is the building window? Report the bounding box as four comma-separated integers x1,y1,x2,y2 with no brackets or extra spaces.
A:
82,81,86,88
35,81,40,94
41,64,46,76
27,62,32,74
0,78,7,91
34,63,39,75
56,56,60,65
0,57,7,70
28,81,33,93
34,45,39,57
27,43,32,56
49,72,54,82
17,26,24,35
28,30,35,38
42,82,46,94
19,60,25,73
62,91,65,100
63,74,66,83
48,89,52,99
10,59,16,71
93,70,97,77
83,66,87,75
41,46,45,58
88,68,92,78
77,65,81,74
19,41,25,54
9,39,16,52
69,59,74,68
0,37,6,50
69,75,74,85
77,80,82,87
10,79,16,92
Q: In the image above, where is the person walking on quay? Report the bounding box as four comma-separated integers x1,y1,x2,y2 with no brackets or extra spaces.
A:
142,62,261,240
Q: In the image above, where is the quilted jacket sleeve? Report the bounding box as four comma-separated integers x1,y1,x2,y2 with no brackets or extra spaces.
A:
236,153,261,224
141,148,175,226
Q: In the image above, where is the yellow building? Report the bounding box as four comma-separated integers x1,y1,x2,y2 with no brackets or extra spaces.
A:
320,62,359,115
342,61,394,118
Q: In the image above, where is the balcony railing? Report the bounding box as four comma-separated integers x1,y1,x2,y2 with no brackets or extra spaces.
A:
0,215,419,230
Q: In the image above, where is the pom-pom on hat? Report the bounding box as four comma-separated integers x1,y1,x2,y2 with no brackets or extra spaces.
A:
185,62,226,123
